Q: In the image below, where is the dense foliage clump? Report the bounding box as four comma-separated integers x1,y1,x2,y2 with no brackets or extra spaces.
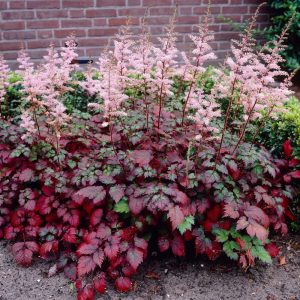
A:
0,4,299,299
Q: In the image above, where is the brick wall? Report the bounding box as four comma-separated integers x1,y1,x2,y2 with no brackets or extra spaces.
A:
0,0,271,68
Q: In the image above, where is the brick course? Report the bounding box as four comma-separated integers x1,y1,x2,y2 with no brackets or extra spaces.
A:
0,0,270,68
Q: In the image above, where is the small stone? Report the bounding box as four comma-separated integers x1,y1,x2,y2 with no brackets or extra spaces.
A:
200,264,204,267
164,268,168,274
37,279,41,283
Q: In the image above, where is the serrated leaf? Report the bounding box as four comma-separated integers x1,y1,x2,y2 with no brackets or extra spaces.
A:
109,184,125,203
168,206,185,231
178,215,194,235
223,241,240,260
72,186,106,204
213,228,229,243
130,150,153,166
251,245,272,263
93,249,104,267
171,234,185,257
114,198,129,213
77,255,96,276
126,247,144,270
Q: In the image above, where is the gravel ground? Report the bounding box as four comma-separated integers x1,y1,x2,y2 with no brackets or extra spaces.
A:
0,236,299,300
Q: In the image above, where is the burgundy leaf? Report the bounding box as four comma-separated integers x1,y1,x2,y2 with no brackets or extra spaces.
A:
93,273,106,294
126,247,144,270
77,243,98,256
157,236,170,252
131,150,153,166
223,203,239,219
64,263,77,281
134,237,148,252
168,205,185,230
109,184,125,203
25,241,39,253
174,190,189,205
19,168,34,182
115,277,132,293
265,242,280,258
90,209,103,226
77,283,94,300
171,234,185,257
77,255,96,277
129,197,145,215
104,240,119,260
283,140,293,158
72,186,106,205
244,206,270,227
93,249,104,267
246,221,268,242
289,170,300,179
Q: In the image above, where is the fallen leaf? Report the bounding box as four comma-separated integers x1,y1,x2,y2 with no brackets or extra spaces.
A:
48,264,58,277
278,255,286,266
145,271,160,280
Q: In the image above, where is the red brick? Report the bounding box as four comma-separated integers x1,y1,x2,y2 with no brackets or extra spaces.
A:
0,42,23,51
179,7,192,15
86,9,117,18
27,0,61,9
29,50,48,59
27,40,56,49
0,21,25,31
61,20,92,28
176,0,204,4
54,29,86,38
149,7,174,15
128,0,141,5
177,16,199,24
143,0,172,6
36,10,68,19
3,52,19,60
62,0,94,8
96,0,126,6
193,6,221,14
174,25,191,34
0,2,7,9
27,20,59,29
86,48,106,57
214,32,239,41
94,19,108,26
118,8,146,16
2,11,35,20
108,17,139,26
150,27,163,34
88,28,118,36
222,6,248,14
77,38,109,47
69,10,86,18
38,30,54,39
203,0,228,3
9,1,26,9
145,16,170,25
3,30,36,40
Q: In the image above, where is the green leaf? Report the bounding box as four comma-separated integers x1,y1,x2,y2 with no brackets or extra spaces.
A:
114,198,129,214
68,160,77,169
178,215,195,235
251,245,272,264
213,228,229,243
223,241,240,260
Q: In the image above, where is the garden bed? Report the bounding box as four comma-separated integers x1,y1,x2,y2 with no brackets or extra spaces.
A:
1,236,299,300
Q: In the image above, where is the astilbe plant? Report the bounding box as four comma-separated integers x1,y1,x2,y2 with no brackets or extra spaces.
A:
0,5,297,299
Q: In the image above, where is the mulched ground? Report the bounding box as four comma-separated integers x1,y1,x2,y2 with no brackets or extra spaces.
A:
0,235,299,300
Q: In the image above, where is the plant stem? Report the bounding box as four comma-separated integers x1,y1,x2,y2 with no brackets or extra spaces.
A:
215,78,237,161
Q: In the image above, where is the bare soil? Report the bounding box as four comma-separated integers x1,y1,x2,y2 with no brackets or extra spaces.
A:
0,236,300,300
